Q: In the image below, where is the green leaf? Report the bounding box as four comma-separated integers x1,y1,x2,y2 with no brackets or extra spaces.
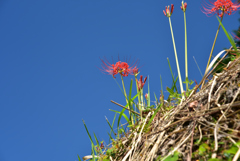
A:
167,87,174,95
217,16,237,51
110,109,130,125
224,146,238,154
199,143,209,155
102,159,110,161
236,141,240,146
208,159,221,161
163,151,179,161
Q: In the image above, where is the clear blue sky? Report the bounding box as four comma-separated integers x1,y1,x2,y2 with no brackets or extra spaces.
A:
0,0,239,161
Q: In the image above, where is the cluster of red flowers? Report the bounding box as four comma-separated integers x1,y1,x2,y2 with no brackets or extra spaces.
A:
163,4,174,17
202,0,240,17
137,75,147,91
163,2,187,17
163,0,240,18
100,58,138,78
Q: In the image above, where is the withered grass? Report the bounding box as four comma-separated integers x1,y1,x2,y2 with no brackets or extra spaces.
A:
99,50,240,161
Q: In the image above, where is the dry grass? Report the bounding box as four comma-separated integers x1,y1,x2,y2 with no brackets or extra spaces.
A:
97,52,240,161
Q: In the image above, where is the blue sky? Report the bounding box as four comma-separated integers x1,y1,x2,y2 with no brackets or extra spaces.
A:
0,0,239,161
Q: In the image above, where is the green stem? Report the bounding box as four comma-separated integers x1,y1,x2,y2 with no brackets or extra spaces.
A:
168,17,184,94
140,89,143,110
135,75,141,111
184,11,188,91
121,75,134,125
204,16,223,75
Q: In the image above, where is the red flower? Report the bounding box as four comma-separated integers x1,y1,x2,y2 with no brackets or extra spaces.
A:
137,75,147,90
163,4,174,17
132,66,139,75
202,0,240,17
181,2,187,12
99,58,138,78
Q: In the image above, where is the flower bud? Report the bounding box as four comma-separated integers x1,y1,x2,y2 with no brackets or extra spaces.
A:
145,93,148,100
181,1,187,12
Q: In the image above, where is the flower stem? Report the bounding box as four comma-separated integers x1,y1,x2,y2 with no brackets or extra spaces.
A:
135,76,141,111
184,11,188,91
121,75,134,125
168,17,184,94
204,16,224,75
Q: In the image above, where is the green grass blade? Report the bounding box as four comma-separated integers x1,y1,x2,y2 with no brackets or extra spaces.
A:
105,115,116,142
171,77,178,92
82,120,97,159
78,155,82,161
147,76,150,107
129,79,133,100
217,16,237,51
113,77,124,96
91,145,96,161
229,31,235,42
193,56,203,77
109,113,117,140
160,75,163,96
154,92,158,106
93,132,100,146
107,131,114,140
120,122,127,135
127,80,135,122
93,132,102,153
111,91,140,135
110,109,130,125
145,103,162,130
110,92,141,137
131,91,141,101
167,87,174,95
167,58,178,92
109,108,126,138
125,91,141,111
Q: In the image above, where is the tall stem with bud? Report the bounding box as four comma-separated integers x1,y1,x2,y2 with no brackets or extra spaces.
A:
164,4,184,95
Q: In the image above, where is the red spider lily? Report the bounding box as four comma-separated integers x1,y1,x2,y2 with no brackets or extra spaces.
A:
132,66,139,75
163,4,174,17
181,2,187,12
137,75,147,91
99,58,138,78
202,0,240,17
